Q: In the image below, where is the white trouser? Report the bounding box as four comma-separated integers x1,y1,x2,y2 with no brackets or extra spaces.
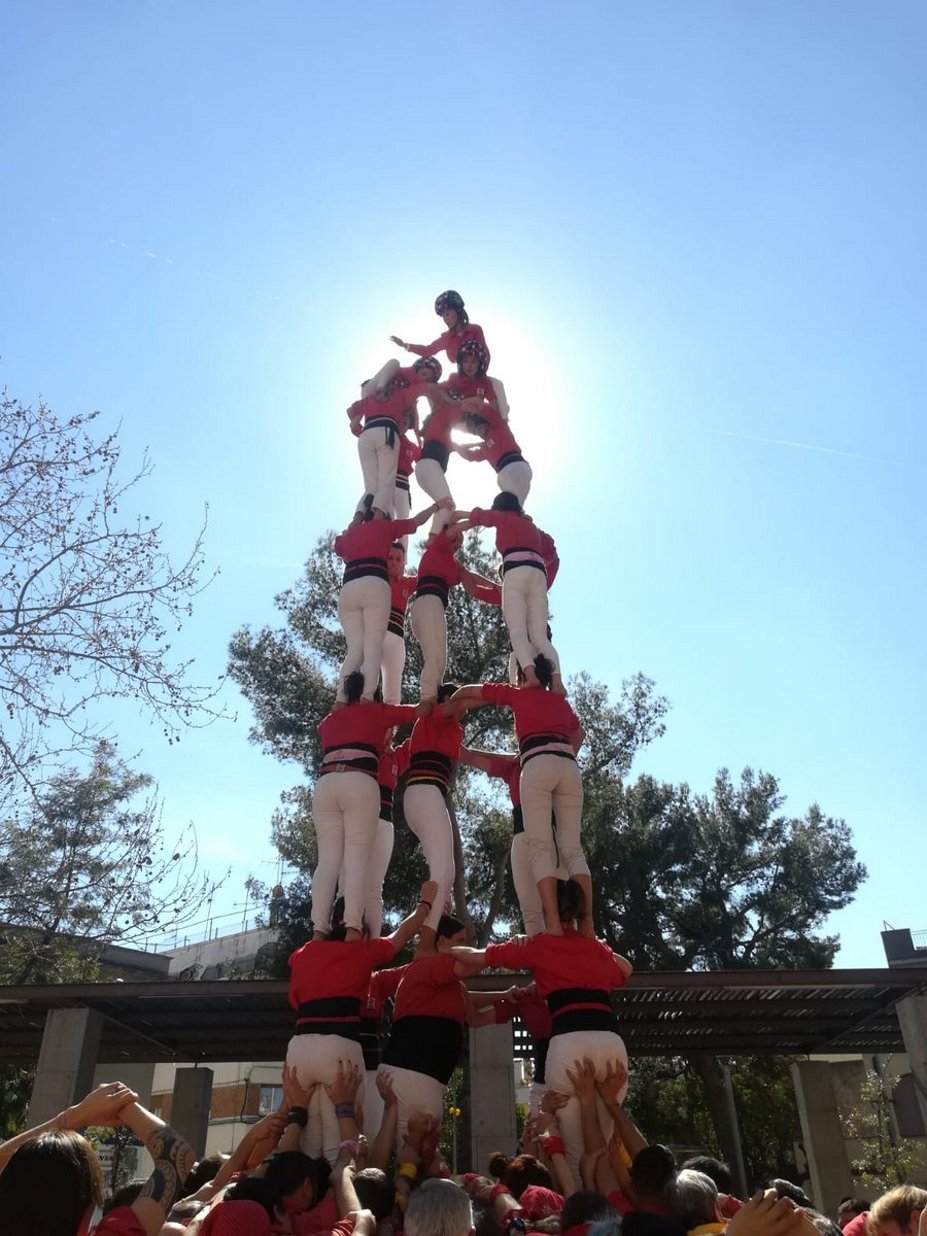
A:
311,772,380,933
358,425,399,515
414,458,452,532
380,629,406,705
511,831,546,937
490,376,510,421
337,575,390,699
501,566,560,674
286,1033,366,1165
364,1069,385,1138
377,1063,446,1153
336,815,394,938
520,756,586,883
392,484,412,551
402,783,454,932
496,458,532,506
410,594,447,701
545,1030,628,1185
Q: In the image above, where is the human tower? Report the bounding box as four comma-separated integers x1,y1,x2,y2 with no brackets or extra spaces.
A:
311,289,594,952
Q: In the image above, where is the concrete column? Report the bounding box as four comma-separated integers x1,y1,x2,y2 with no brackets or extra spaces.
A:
171,1067,214,1158
895,990,927,1129
468,1022,515,1173
791,1060,855,1214
28,1007,103,1124
93,1062,156,1106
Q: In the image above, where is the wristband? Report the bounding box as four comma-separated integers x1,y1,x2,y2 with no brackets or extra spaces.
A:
334,1101,355,1119
397,1161,418,1180
286,1106,308,1128
419,898,433,909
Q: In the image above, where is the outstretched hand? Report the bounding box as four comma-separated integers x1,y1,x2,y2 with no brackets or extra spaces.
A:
325,1059,363,1106
598,1057,628,1105
65,1082,138,1129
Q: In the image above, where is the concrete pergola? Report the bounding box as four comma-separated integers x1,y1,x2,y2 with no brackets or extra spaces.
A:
4,966,927,1211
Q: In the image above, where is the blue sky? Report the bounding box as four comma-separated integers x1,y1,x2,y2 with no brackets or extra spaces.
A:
2,1,924,966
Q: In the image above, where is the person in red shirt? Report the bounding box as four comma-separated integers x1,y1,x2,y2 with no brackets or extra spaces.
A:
458,746,546,937
413,401,468,534
378,913,511,1150
453,879,633,1186
442,659,588,934
438,330,511,422
310,672,423,938
347,358,443,519
453,494,562,692
455,399,532,506
286,878,437,1165
401,685,464,951
380,541,417,705
410,524,463,703
391,290,491,368
333,503,447,703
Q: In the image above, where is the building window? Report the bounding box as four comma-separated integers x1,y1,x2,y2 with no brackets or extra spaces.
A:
258,1085,283,1115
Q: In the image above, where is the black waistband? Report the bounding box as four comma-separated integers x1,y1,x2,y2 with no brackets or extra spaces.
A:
495,451,525,472
414,575,450,608
395,473,411,490
363,417,399,445
547,988,619,1037
406,750,452,793
343,557,389,585
519,733,575,765
320,742,379,778
387,606,406,637
501,551,546,575
420,440,450,469
382,1015,463,1084
295,995,362,1039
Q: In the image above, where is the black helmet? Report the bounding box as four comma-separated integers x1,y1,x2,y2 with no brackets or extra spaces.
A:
456,337,489,376
413,356,443,381
435,290,465,317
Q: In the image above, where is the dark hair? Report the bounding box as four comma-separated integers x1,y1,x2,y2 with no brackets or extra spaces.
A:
436,913,465,940
226,1175,284,1219
772,1180,812,1208
390,541,406,554
342,671,365,705
488,1151,510,1180
168,1199,206,1221
437,681,459,704
264,1150,315,1200
631,1144,678,1195
680,1156,732,1194
560,1191,616,1229
503,1154,553,1198
0,1130,105,1236
354,1168,394,1219
103,1178,147,1214
837,1199,870,1217
490,491,522,514
803,1210,843,1236
534,654,555,690
183,1151,227,1195
556,878,586,924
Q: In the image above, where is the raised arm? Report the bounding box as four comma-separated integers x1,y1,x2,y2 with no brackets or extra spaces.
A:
457,566,502,605
119,1101,196,1236
441,684,489,719
0,1081,138,1174
386,880,439,953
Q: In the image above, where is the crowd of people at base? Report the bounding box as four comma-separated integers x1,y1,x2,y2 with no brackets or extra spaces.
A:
2,1033,924,1236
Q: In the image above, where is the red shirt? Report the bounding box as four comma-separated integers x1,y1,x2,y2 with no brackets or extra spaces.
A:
416,534,461,587
317,702,418,753
392,952,469,1023
484,751,521,807
334,518,418,565
294,1191,340,1235
468,509,554,561
349,379,430,430
408,322,490,366
397,434,421,478
92,1210,147,1236
409,711,463,761
440,371,499,407
421,401,465,448
390,573,417,614
367,963,405,1016
288,937,395,1009
379,741,410,791
485,928,628,1000
469,406,522,467
480,683,580,745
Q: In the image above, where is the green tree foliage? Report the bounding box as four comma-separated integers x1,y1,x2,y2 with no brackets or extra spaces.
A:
230,528,865,1181
0,393,217,803
229,530,667,962
842,1069,927,1191
0,740,217,985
